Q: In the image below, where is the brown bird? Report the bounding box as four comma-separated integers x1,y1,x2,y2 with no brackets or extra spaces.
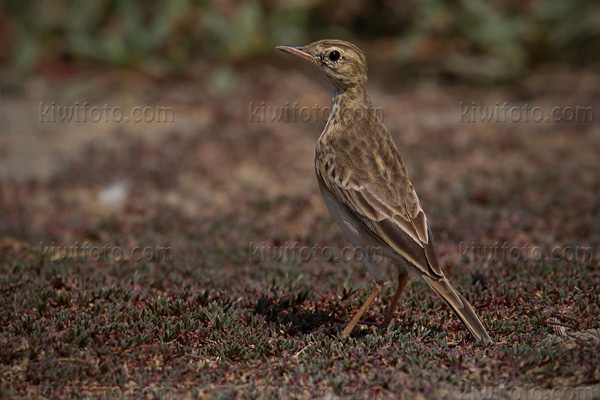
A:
277,39,491,344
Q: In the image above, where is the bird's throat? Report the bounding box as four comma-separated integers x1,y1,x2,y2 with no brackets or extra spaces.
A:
328,83,375,128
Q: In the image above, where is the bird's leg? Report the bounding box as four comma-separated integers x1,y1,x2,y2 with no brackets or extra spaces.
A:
380,270,408,329
341,281,384,338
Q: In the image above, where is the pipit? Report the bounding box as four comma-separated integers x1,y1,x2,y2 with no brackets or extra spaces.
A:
277,39,491,344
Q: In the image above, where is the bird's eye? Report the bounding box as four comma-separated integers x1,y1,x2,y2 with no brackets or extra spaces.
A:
328,51,340,61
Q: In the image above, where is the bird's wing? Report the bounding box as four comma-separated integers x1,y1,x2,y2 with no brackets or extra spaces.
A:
317,128,443,279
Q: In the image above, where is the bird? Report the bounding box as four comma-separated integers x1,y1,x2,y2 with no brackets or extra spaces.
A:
276,39,491,344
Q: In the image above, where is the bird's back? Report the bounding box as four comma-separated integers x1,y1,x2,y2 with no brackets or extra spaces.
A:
316,105,421,226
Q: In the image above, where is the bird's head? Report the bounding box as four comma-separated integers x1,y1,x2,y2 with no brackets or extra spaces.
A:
277,40,368,91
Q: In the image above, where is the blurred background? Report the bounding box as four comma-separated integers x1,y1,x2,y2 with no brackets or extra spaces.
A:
1,0,599,396
1,0,600,81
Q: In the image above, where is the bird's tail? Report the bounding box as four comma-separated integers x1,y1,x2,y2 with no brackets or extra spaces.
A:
422,275,492,344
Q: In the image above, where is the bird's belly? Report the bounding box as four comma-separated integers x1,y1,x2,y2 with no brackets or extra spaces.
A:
317,176,391,282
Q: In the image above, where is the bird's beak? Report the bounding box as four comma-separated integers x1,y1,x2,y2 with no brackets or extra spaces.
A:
276,46,320,64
